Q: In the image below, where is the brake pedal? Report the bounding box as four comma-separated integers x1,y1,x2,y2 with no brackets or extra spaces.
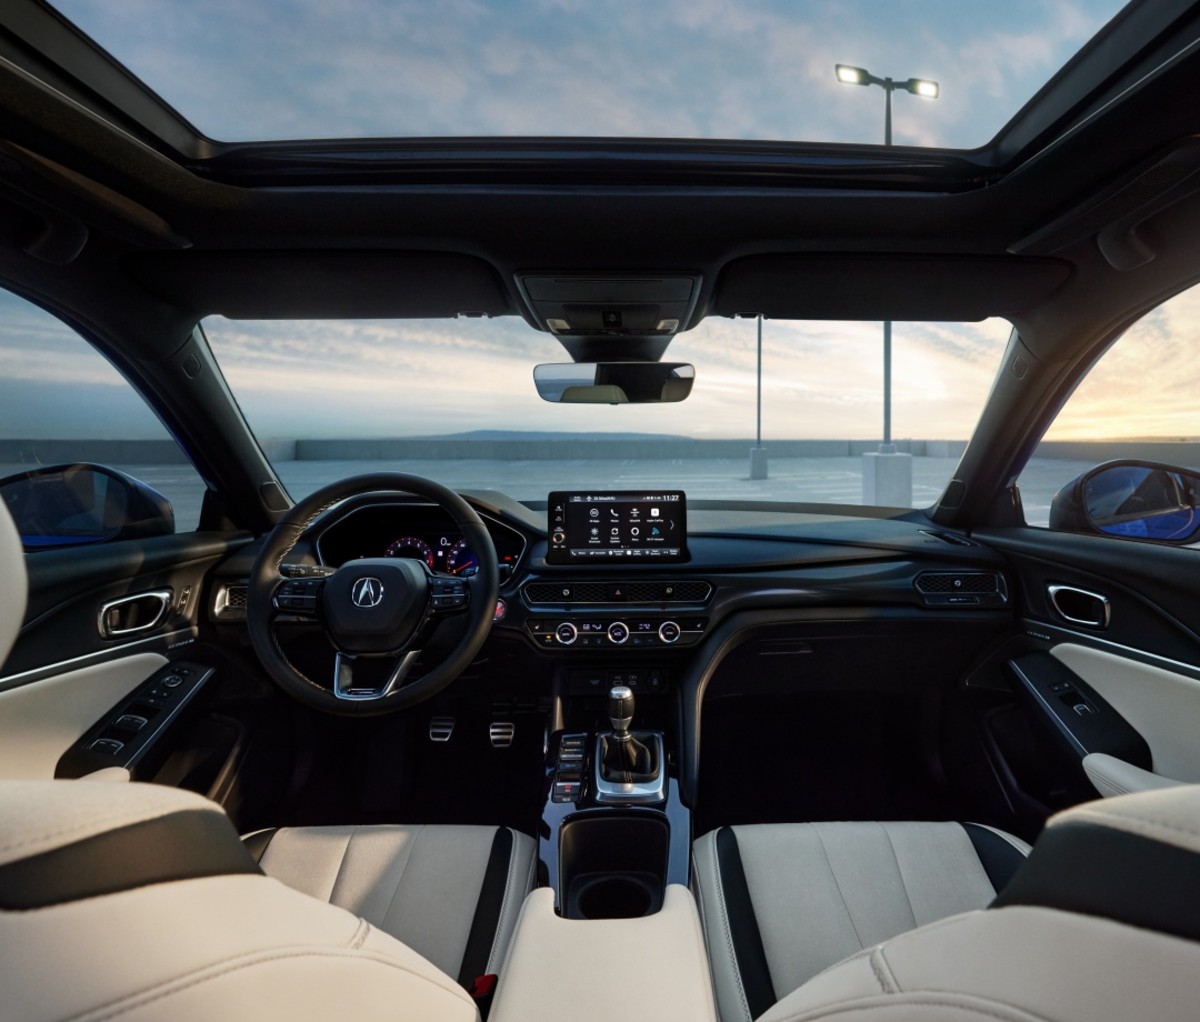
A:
489,722,515,748
429,717,455,742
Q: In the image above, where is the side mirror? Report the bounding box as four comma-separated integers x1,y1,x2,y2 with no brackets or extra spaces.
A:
0,463,174,549
1049,460,1200,542
533,362,695,404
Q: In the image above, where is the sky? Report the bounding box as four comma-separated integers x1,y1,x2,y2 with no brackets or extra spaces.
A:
6,0,1192,449
50,0,1122,148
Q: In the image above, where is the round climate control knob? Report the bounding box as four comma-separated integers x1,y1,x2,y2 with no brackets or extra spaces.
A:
555,621,578,645
607,621,630,644
658,620,681,644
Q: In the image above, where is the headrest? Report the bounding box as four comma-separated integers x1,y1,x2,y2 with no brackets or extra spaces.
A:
994,786,1200,942
0,780,259,909
0,499,26,668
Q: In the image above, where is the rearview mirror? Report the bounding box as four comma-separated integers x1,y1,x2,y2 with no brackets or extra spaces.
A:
0,463,175,549
533,362,695,404
1048,460,1200,542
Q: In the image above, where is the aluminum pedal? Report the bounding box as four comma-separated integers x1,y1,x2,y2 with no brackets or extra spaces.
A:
429,716,455,742
489,722,515,748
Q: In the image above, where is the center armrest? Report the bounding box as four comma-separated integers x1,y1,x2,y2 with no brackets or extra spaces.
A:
490,885,717,1022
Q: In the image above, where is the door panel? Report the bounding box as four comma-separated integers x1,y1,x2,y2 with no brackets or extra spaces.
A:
977,526,1200,789
1052,644,1200,780
0,532,251,779
0,653,166,779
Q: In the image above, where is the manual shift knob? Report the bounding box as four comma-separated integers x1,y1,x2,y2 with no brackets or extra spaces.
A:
608,685,634,739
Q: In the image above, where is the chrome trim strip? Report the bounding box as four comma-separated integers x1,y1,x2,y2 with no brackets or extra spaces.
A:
593,732,667,805
1022,618,1200,680
1046,584,1111,628
0,629,195,693
98,589,173,638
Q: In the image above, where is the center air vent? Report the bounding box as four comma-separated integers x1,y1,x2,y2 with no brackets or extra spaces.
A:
524,580,711,606
914,571,1006,608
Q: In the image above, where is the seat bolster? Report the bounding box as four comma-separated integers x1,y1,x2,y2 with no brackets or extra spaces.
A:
759,905,1200,1022
0,872,478,1022
486,828,537,976
692,828,758,1022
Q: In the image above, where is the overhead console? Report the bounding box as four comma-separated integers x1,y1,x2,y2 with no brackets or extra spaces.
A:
515,273,702,358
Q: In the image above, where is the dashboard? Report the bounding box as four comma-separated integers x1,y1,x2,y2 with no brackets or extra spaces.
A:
315,501,527,576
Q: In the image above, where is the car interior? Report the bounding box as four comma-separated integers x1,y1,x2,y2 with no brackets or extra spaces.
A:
3,1,1200,1020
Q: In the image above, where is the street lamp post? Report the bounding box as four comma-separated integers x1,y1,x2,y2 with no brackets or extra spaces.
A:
835,64,938,504
749,314,768,479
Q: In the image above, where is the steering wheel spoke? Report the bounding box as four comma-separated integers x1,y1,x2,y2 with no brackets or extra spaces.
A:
428,574,470,615
272,577,326,621
333,649,422,701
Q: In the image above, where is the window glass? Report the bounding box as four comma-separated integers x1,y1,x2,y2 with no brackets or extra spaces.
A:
0,288,205,531
1018,282,1200,528
204,314,1012,509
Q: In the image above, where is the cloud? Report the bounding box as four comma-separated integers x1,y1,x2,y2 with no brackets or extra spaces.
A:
52,0,1122,146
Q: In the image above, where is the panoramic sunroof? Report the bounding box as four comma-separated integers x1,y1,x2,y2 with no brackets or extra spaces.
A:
49,0,1127,149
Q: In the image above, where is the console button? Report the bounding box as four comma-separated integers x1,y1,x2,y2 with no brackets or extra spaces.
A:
658,621,681,644
607,621,630,644
89,738,125,755
555,622,578,645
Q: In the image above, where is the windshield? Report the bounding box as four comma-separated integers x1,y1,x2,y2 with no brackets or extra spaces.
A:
203,315,1012,509
49,0,1124,149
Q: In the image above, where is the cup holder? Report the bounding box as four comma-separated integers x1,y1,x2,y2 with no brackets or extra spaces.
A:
559,813,669,920
572,872,659,919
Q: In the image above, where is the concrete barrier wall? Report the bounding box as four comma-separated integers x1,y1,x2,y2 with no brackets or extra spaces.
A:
1,437,1197,465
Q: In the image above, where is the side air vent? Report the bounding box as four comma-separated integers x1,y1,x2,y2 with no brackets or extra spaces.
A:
524,580,712,606
212,583,249,621
914,571,1006,608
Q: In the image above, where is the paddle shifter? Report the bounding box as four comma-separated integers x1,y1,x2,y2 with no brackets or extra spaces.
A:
597,685,660,794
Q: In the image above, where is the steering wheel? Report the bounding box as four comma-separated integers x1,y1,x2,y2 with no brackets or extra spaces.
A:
247,473,499,716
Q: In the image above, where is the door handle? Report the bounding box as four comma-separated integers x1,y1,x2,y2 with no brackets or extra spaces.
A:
1047,584,1110,628
98,589,173,638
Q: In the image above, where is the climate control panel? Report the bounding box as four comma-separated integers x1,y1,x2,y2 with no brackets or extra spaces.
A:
527,616,706,650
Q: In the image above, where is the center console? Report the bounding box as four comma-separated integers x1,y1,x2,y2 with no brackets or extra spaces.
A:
490,679,715,1021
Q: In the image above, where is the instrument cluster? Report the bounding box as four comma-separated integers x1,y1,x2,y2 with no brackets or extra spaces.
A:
316,502,526,577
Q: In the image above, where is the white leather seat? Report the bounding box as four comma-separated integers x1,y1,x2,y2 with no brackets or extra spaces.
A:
693,820,1030,1022
0,491,533,1020
752,788,1200,1022
248,823,535,983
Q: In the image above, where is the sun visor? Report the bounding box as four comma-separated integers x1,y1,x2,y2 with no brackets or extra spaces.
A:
713,255,1071,321
125,251,513,320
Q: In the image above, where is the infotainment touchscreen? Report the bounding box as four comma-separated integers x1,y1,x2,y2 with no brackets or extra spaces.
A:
547,491,687,564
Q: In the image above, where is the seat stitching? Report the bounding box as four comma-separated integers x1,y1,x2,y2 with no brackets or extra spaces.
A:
812,823,866,949
347,918,370,950
325,828,357,907
769,995,1050,1022
61,947,473,1022
872,945,900,993
484,828,519,976
879,823,918,931
379,824,424,935
707,831,753,1022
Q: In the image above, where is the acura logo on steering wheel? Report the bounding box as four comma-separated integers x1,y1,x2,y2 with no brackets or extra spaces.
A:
351,576,385,608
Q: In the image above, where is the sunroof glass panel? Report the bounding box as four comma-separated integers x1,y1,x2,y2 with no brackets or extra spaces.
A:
49,0,1127,148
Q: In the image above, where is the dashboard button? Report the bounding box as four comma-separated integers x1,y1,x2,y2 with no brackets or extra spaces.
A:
607,621,630,644
658,621,681,644
555,622,578,645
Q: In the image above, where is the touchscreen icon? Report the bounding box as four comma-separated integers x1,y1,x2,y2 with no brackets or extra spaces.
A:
610,527,619,536
650,507,660,517
589,508,599,518
610,508,619,518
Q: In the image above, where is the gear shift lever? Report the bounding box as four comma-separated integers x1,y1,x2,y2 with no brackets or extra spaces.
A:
609,685,634,740
601,685,653,781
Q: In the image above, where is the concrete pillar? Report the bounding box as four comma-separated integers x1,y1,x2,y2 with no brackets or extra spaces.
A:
862,450,913,507
749,447,768,479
